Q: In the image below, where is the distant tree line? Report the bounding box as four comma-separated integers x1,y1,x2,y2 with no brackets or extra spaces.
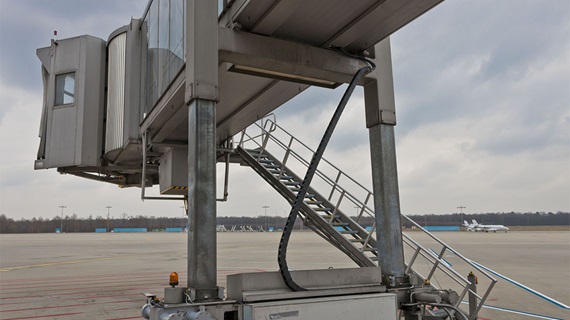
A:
403,211,569,228
0,214,301,234
0,212,568,234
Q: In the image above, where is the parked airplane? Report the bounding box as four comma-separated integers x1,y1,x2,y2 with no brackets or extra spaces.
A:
462,220,477,231
470,219,509,233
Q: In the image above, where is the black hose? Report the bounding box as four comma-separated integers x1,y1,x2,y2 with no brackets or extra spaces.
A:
277,64,373,291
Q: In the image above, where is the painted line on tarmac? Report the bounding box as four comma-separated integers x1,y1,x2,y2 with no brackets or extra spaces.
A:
0,276,170,292
0,256,119,272
461,301,565,320
0,286,166,301
0,299,139,313
3,311,85,319
0,271,166,284
468,259,570,310
428,248,452,267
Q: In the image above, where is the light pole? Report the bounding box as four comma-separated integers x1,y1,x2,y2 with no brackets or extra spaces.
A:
106,206,112,232
457,205,466,225
180,206,186,228
59,205,66,233
262,205,269,231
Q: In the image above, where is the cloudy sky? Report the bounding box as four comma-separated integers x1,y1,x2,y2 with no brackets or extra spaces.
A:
0,0,568,220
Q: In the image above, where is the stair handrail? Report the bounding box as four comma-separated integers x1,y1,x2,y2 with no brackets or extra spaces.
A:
246,120,379,223
239,119,497,317
241,119,496,275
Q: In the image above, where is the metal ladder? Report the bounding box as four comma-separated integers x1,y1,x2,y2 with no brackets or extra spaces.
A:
238,118,497,318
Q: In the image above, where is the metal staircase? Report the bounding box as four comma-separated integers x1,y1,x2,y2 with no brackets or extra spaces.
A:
237,146,377,267
237,118,497,318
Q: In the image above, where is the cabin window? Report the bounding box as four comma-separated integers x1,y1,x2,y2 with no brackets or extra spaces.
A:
55,72,75,105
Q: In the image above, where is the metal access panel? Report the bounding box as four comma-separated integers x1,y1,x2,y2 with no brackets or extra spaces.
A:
35,35,106,170
243,293,397,320
159,148,188,195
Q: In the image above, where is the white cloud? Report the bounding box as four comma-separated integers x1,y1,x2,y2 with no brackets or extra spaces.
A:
0,0,568,220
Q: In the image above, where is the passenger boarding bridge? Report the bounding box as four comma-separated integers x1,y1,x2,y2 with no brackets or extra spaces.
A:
34,1,500,319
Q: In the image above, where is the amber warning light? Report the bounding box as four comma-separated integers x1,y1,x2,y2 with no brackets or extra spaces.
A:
169,272,179,287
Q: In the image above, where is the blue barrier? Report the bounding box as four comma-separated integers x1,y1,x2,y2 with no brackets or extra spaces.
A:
113,228,147,233
165,227,182,232
95,228,107,233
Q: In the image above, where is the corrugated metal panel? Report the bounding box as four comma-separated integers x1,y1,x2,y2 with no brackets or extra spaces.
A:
105,32,126,153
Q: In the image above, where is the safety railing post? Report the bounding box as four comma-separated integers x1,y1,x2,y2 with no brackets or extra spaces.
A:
282,136,294,167
330,191,345,224
328,171,342,201
356,193,371,223
468,272,478,319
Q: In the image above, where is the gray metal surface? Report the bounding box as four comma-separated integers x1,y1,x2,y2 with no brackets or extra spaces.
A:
242,293,397,320
219,0,442,53
363,38,406,286
186,100,218,300
105,32,126,154
146,0,445,147
185,0,219,302
368,124,407,285
35,35,106,170
227,267,386,302
35,0,445,189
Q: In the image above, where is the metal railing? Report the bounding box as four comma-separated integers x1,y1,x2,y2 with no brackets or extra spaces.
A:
239,117,497,317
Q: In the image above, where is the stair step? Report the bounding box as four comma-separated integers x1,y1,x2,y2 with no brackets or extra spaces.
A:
264,164,281,169
331,222,349,227
305,193,315,198
284,181,300,186
362,247,377,252
349,238,365,243
369,256,378,261
259,159,273,164
305,200,323,205
340,230,359,235
251,153,268,159
314,207,331,212
279,175,294,180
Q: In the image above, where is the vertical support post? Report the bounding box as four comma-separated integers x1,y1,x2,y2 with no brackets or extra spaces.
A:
185,0,219,301
364,38,408,287
468,272,478,319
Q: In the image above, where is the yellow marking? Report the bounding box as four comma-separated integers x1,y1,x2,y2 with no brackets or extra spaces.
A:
0,256,119,272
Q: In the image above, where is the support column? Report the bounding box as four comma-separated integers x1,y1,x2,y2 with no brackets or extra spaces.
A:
185,0,219,301
364,38,408,287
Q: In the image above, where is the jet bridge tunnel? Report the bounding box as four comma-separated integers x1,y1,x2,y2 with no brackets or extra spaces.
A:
33,1,481,319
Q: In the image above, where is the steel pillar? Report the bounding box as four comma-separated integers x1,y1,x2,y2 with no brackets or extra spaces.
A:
187,100,218,300
368,124,407,285
185,0,219,301
364,38,408,287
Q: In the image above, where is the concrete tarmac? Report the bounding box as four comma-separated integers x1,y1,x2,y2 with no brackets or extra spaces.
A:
0,231,568,320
